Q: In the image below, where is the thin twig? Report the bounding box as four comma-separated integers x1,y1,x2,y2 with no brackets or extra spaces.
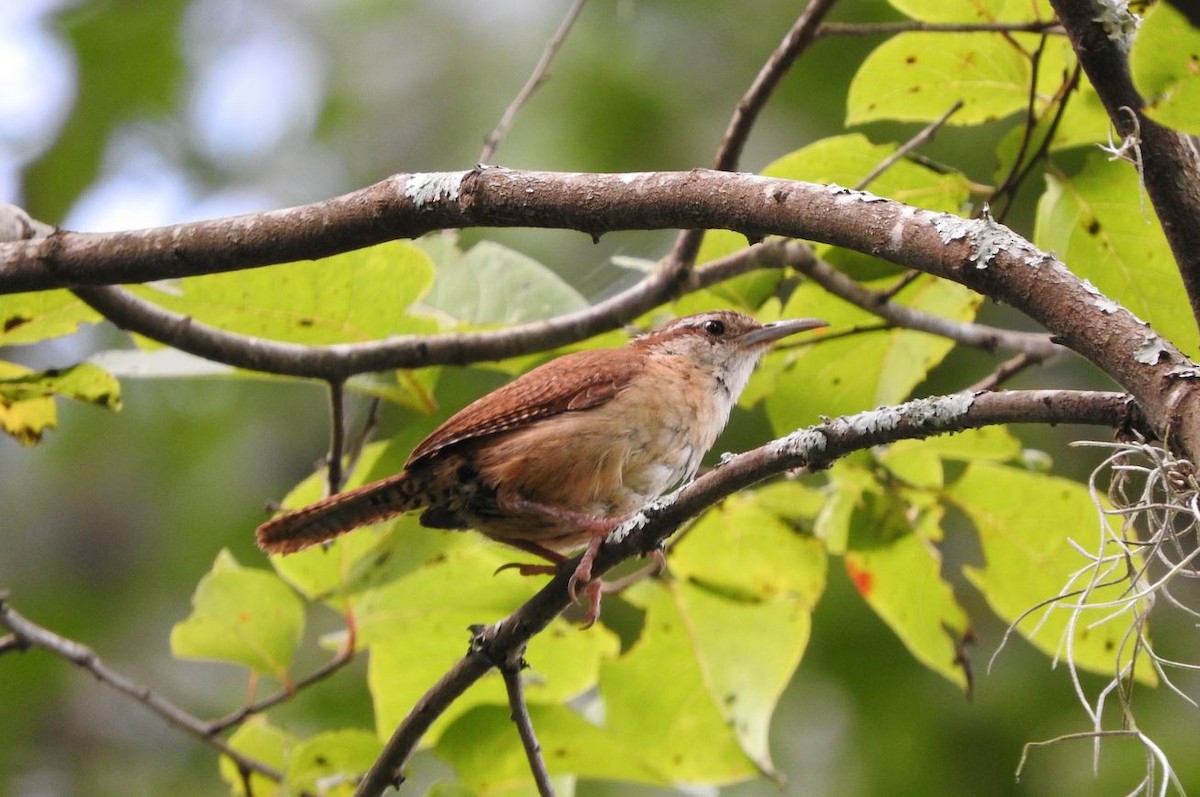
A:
816,19,1063,37
354,389,1135,797
327,379,347,495
712,0,839,172
344,396,383,479
479,0,589,163
204,638,357,735
875,270,924,303
792,250,1065,357
665,0,839,275
0,593,282,782
500,651,555,797
966,351,1045,392
992,63,1081,222
855,101,964,190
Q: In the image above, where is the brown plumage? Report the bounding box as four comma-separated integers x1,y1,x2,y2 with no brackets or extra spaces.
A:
255,311,826,621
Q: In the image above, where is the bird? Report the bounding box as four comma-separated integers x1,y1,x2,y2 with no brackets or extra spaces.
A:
256,310,826,624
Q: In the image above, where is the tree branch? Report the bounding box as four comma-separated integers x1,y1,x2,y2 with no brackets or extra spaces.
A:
7,168,1195,453
68,236,794,380
1050,0,1200,329
355,389,1135,796
203,636,356,735
0,592,282,783
791,249,1065,357
499,649,555,797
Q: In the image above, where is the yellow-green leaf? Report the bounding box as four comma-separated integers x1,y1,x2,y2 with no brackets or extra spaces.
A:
438,704,667,793
946,463,1154,682
763,134,971,214
604,501,825,779
888,0,1052,22
845,501,970,688
1131,1,1200,135
0,360,121,445
1035,153,1198,357
765,275,979,432
598,581,759,784
898,426,1022,462
170,549,305,680
130,240,437,346
420,236,588,324
0,290,100,345
359,544,619,740
220,717,296,797
848,33,1031,126
287,729,381,796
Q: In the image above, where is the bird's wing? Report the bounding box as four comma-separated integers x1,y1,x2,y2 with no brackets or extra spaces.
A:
405,347,642,468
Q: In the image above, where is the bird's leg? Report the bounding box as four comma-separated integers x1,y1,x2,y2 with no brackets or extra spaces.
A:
493,539,566,576
495,492,625,626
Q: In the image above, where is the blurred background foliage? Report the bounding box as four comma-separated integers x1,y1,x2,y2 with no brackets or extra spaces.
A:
2,1,1197,795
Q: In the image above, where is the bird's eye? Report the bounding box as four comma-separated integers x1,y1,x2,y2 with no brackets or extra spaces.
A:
702,319,726,336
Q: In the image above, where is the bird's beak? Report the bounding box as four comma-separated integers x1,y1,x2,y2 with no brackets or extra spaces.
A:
739,317,828,347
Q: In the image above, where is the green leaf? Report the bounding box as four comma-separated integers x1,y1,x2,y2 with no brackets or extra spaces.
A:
815,462,876,554
170,550,305,680
130,240,437,346
1131,1,1200,134
598,583,756,784
359,544,618,739
845,500,970,688
287,729,381,796
896,426,1022,462
0,361,121,445
748,480,827,525
879,442,944,490
946,463,1155,681
763,134,972,214
671,274,786,316
1035,152,1199,357
220,717,296,797
670,496,827,606
0,290,100,346
847,33,1031,126
765,275,980,431
419,235,588,325
887,0,1052,22
437,704,666,793
603,501,825,779
267,442,459,604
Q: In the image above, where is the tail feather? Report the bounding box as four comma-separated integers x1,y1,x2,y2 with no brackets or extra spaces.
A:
256,469,427,554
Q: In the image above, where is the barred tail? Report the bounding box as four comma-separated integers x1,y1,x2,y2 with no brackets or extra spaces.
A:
256,470,428,554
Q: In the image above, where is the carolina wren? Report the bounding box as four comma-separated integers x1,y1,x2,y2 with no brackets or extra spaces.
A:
256,310,826,622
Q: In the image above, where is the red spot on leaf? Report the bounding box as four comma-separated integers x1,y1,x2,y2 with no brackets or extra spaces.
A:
846,561,873,596
238,611,251,623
